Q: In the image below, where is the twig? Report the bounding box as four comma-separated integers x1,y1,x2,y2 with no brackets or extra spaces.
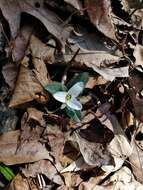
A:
61,48,80,84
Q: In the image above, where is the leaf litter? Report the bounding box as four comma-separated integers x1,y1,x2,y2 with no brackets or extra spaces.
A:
0,0,143,189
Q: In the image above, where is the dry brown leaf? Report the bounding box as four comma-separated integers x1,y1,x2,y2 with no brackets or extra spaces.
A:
2,63,18,90
27,107,46,127
19,112,44,148
102,115,132,173
127,0,143,9
57,186,69,190
29,35,55,63
0,0,71,47
129,69,143,122
61,156,92,173
9,65,44,107
85,0,116,40
22,160,64,185
43,124,65,166
60,140,80,167
33,58,49,87
135,123,143,150
29,35,51,86
0,130,52,165
129,121,143,184
63,28,126,81
12,24,33,62
71,118,114,167
62,172,83,188
85,76,97,89
8,174,39,190
79,175,106,190
94,166,143,190
94,104,132,173
64,0,83,11
133,44,143,67
8,174,30,190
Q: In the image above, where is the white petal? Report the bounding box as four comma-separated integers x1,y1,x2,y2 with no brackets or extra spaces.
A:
68,82,84,97
61,103,66,109
53,92,67,103
66,97,82,110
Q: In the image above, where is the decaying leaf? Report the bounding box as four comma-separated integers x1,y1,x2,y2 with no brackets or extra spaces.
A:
42,124,65,168
128,69,143,122
61,156,92,173
29,35,55,63
64,0,83,11
85,0,116,40
18,112,45,148
129,121,143,184
12,24,33,62
0,0,71,47
27,107,46,127
94,166,143,190
62,172,83,188
133,44,143,67
9,65,44,107
103,115,132,173
72,118,114,167
135,122,143,150
22,160,64,185
62,27,127,81
8,174,30,190
0,130,52,165
8,173,40,190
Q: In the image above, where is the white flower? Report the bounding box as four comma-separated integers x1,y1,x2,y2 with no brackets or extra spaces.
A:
53,82,84,110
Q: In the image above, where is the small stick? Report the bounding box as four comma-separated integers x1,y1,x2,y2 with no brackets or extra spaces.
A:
61,48,80,84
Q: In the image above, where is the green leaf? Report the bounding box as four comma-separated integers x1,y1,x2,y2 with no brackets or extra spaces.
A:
0,165,15,181
65,106,81,122
44,82,67,94
67,72,89,89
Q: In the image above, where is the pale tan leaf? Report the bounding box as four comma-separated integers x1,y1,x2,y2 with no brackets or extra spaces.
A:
27,107,46,127
22,160,64,185
70,118,114,167
85,0,116,40
0,0,71,47
94,166,143,190
129,121,143,184
103,115,132,173
133,44,143,67
61,156,92,173
33,58,49,86
63,28,124,81
8,174,39,190
9,65,43,107
12,24,33,62
62,172,82,188
0,130,52,165
43,124,65,168
64,0,83,11
8,174,30,190
29,35,55,63
74,131,114,167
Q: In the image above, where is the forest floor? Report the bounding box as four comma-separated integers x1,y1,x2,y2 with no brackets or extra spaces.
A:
0,0,143,189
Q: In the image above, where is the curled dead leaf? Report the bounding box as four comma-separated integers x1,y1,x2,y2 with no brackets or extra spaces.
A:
85,0,116,40
9,65,45,107
0,0,71,48
22,160,64,185
0,130,52,165
72,118,114,167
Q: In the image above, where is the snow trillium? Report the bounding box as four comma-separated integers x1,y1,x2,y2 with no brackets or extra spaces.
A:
53,82,84,110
